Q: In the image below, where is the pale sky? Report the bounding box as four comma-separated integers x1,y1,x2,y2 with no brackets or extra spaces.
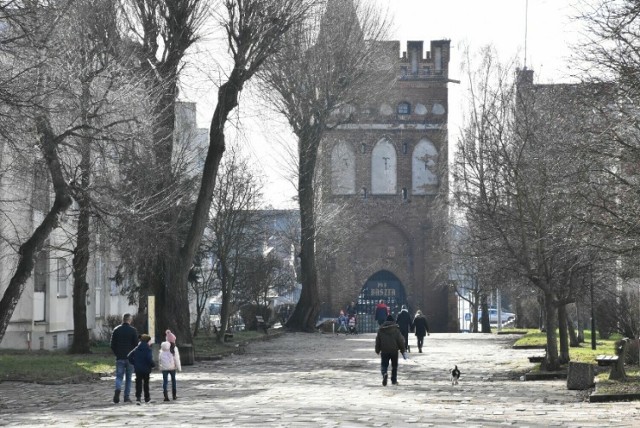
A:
182,0,585,210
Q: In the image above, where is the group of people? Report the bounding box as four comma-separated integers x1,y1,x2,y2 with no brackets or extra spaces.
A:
374,300,430,387
335,301,358,334
110,313,182,404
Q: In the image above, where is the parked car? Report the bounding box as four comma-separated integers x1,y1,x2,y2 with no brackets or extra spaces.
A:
477,308,515,324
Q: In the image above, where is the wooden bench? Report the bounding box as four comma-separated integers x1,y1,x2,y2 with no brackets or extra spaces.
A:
595,338,629,380
528,354,546,363
255,315,269,334
595,355,618,366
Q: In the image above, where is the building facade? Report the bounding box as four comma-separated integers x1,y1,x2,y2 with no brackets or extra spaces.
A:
316,40,457,332
0,102,207,350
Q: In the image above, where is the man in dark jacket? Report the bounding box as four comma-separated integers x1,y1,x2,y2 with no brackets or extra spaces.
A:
375,314,405,386
395,305,412,353
374,300,389,326
110,313,138,403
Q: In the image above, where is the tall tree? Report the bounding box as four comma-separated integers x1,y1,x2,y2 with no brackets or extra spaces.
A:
114,0,207,344
453,47,600,369
260,0,392,331
203,146,262,342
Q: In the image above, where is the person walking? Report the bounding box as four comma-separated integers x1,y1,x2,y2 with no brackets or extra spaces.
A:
110,313,138,404
159,329,182,401
413,309,430,353
130,334,155,404
336,310,348,334
396,305,412,353
374,300,390,326
346,301,357,318
375,314,405,386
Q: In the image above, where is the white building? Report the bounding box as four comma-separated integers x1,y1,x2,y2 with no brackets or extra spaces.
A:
0,102,208,350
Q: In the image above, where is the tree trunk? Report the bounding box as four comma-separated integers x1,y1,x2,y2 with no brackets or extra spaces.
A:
480,294,491,333
171,74,244,344
216,263,231,343
558,304,570,364
286,127,322,332
542,292,560,371
70,81,92,354
576,301,585,343
0,115,73,341
567,304,580,347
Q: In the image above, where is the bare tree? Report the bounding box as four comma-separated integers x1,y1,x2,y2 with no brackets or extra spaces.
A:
259,0,392,331
113,0,207,344
453,46,603,370
0,0,145,343
573,0,640,341
202,146,262,342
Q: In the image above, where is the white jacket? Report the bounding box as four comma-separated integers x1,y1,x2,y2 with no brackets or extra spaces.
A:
158,341,182,372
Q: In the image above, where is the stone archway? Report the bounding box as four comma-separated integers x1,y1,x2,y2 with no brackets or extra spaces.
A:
355,270,407,333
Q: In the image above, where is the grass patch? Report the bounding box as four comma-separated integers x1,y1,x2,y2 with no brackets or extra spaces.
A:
0,348,114,383
0,330,270,383
517,330,640,397
514,329,618,362
595,369,640,395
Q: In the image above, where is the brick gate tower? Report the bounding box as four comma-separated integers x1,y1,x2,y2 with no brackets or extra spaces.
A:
316,38,456,333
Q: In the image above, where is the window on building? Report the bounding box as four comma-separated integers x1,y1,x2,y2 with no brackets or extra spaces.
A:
402,188,408,201
412,139,439,194
109,262,119,296
331,142,356,195
34,250,48,322
57,258,68,298
371,139,397,194
397,102,410,115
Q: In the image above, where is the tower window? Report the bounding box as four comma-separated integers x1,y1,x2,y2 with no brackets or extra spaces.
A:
361,143,367,154
402,142,408,154
397,102,410,115
362,187,367,199
402,188,408,201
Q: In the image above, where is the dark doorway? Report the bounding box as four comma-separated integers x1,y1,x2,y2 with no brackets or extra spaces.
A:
355,270,407,333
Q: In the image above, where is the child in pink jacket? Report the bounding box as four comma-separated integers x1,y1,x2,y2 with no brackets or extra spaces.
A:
158,329,182,401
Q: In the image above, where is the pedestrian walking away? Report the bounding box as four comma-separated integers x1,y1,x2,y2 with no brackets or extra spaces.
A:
396,305,412,353
413,309,430,353
110,313,139,403
375,314,406,386
129,333,156,404
374,300,390,326
159,329,182,401
346,301,357,317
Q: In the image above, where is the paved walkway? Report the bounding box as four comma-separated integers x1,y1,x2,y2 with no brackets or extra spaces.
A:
0,332,638,427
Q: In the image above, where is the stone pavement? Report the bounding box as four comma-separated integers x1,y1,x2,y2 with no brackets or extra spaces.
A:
1,332,639,427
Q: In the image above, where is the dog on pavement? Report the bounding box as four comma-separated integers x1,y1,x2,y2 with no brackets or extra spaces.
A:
449,365,461,385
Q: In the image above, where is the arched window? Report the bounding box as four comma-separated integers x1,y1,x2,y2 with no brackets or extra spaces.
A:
331,141,356,195
412,139,438,194
371,139,397,194
397,102,410,115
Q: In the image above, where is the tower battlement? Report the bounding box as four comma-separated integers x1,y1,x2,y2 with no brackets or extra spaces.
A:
399,40,450,80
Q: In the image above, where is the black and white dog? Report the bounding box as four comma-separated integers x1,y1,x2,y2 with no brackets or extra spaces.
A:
449,365,461,385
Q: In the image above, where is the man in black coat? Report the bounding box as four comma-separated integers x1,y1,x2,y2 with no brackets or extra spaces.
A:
396,305,412,353
110,313,139,403
375,315,405,386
